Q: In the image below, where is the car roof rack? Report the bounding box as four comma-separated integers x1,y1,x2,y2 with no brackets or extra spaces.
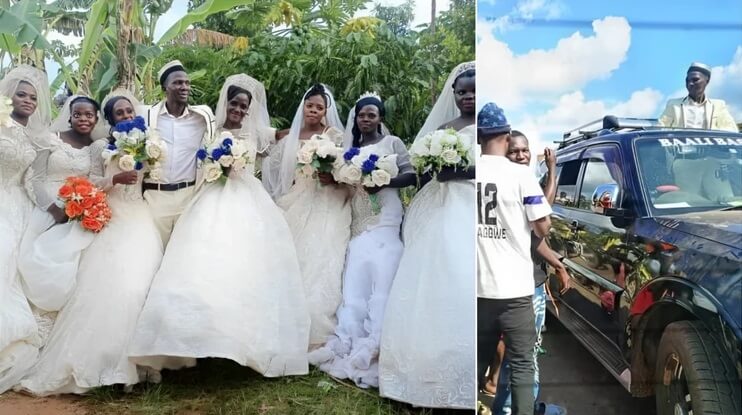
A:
556,115,661,149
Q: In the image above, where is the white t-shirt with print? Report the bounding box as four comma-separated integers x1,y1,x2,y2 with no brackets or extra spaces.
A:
477,155,552,299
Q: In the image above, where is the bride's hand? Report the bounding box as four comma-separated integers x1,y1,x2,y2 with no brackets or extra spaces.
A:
113,170,138,185
317,172,336,186
48,204,68,224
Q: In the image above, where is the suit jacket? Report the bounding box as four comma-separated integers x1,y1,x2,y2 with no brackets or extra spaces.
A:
138,101,216,190
658,96,739,133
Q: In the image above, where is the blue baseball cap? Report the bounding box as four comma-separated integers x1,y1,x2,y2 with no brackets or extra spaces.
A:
478,102,511,137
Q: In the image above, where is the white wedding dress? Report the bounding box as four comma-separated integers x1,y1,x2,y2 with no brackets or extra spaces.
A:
309,135,410,389
129,129,310,377
0,120,40,393
19,134,95,317
378,124,476,409
19,138,164,395
276,138,351,349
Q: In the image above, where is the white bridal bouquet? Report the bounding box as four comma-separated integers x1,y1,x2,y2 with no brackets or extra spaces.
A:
102,116,167,181
296,127,345,179
196,131,252,183
333,146,399,213
409,128,472,176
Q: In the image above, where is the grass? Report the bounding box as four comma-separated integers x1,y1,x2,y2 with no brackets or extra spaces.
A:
78,359,457,415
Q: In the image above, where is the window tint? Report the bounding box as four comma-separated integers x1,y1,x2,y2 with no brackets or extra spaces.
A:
554,160,581,208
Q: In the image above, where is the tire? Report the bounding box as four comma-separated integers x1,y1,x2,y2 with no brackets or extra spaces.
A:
655,320,741,415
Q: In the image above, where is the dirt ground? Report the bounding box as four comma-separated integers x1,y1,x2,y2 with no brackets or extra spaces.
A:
0,392,92,415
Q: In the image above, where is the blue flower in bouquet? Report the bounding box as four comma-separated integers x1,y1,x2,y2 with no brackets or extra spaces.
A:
113,116,147,134
107,143,117,151
196,148,208,161
369,154,379,162
212,147,224,161
344,147,360,161
221,144,232,156
132,116,147,132
135,161,144,171
361,158,376,174
222,138,233,148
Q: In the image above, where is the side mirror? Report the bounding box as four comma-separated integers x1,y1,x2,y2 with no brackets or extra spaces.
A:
591,183,620,214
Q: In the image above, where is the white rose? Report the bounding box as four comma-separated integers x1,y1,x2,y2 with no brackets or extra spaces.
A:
440,149,462,165
297,148,314,165
149,168,162,182
101,149,117,162
204,162,223,182
316,140,337,158
232,156,248,172
145,141,162,159
429,139,444,156
333,153,346,169
302,139,320,154
219,155,234,167
377,154,399,176
338,164,362,184
118,154,136,171
371,169,392,186
362,175,375,187
230,140,247,157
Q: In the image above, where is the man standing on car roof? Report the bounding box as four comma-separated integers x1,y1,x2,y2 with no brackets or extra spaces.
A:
658,62,738,132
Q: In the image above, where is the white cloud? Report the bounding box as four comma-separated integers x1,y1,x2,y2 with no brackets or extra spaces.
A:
707,46,742,121
513,88,664,160
478,16,631,109
487,0,565,33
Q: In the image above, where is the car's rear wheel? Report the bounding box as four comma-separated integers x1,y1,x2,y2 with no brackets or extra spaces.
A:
655,320,741,415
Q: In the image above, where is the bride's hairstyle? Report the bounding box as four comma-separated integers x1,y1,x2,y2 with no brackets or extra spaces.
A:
227,85,252,104
453,68,475,89
303,83,331,107
69,96,100,114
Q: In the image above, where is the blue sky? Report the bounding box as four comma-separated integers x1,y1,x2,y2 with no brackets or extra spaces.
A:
477,0,742,154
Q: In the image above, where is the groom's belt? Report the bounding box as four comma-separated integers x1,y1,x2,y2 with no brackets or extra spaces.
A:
143,180,196,191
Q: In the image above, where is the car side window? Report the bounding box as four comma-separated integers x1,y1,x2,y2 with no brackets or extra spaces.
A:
554,160,581,208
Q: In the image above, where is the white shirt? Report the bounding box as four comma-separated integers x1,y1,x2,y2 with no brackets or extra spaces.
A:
683,96,707,129
477,155,552,299
153,105,207,184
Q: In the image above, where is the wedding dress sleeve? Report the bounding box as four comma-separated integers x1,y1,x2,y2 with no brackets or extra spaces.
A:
89,139,114,191
255,125,277,154
391,136,414,175
25,133,64,209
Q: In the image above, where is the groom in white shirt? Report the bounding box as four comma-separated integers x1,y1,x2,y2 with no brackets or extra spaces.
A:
140,60,216,246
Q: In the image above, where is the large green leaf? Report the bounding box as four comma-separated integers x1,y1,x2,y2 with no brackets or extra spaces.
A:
76,0,111,79
156,0,256,46
0,0,52,50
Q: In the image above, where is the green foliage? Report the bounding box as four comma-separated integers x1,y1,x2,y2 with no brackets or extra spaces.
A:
373,0,414,37
154,0,474,144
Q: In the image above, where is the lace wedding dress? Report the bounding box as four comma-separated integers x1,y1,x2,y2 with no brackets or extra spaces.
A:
309,135,410,389
0,120,40,393
276,133,351,349
19,135,95,323
378,124,476,409
19,138,164,395
129,128,310,377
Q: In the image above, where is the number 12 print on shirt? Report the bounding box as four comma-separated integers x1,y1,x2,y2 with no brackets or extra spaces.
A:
477,182,507,239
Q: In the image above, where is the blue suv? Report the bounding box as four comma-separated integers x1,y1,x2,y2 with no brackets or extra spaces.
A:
541,116,741,415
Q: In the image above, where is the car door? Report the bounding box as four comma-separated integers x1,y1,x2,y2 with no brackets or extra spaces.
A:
561,144,627,347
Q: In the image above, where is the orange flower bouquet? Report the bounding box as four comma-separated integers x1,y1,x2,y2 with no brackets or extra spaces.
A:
57,177,112,233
